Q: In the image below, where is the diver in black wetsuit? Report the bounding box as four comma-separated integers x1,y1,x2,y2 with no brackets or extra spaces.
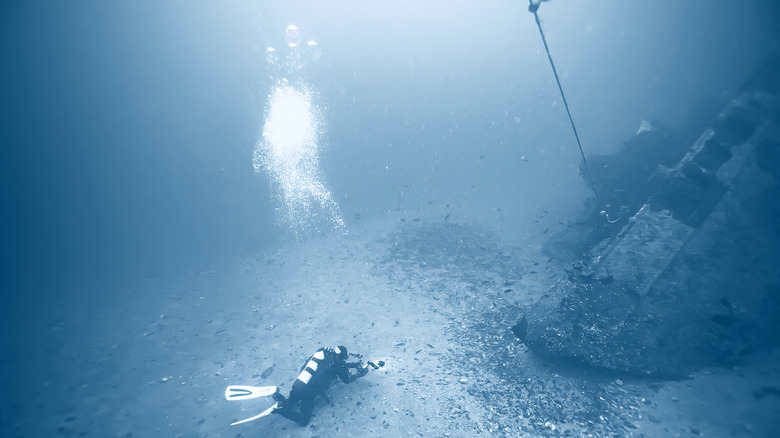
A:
271,346,383,426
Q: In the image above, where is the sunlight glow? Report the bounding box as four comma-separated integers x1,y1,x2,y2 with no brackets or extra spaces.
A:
263,85,317,167
253,27,344,237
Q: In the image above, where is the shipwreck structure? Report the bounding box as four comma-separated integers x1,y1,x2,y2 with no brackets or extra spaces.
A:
518,55,780,377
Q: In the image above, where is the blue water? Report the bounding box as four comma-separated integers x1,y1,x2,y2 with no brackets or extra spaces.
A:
2,1,779,436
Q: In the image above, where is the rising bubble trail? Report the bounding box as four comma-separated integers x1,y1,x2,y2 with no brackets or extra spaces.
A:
253,25,344,237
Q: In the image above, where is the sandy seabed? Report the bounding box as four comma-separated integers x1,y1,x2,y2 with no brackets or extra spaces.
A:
7,218,780,437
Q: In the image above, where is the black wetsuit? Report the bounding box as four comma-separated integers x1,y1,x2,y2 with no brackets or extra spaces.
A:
272,346,367,426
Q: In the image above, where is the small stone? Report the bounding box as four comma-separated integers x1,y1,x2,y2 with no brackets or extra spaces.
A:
615,379,624,386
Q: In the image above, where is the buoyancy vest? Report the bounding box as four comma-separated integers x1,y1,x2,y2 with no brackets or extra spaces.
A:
295,347,338,386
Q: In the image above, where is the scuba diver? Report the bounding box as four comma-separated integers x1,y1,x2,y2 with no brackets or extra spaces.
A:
271,345,382,426
225,345,384,427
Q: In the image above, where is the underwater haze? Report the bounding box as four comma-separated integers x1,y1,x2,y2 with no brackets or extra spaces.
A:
2,0,779,437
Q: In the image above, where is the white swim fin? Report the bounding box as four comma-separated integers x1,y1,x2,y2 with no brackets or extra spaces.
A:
230,402,279,426
225,385,278,401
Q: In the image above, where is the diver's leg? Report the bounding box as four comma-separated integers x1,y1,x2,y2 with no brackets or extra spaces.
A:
273,405,304,425
272,383,305,424
297,395,315,427
273,406,304,425
272,388,287,403
282,381,305,405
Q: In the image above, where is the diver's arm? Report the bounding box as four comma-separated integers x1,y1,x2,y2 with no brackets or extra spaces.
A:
337,363,368,383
